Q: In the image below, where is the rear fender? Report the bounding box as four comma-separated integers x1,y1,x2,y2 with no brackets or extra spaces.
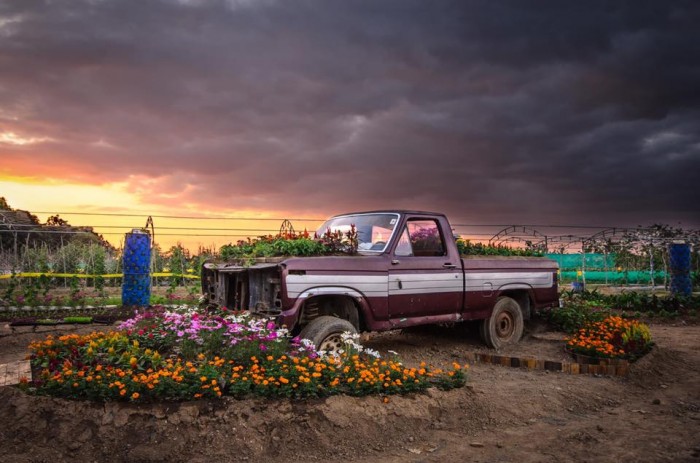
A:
495,287,533,320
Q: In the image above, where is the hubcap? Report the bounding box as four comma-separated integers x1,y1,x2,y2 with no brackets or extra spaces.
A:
495,311,514,339
319,333,344,355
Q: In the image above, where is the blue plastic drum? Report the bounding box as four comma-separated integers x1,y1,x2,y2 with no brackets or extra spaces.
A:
668,243,692,297
122,230,151,306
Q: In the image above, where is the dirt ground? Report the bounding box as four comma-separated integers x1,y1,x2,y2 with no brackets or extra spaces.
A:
1,319,699,463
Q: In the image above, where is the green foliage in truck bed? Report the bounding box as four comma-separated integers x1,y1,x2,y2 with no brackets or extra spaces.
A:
456,239,544,257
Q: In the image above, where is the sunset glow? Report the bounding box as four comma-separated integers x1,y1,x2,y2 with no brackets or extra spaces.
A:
0,178,325,251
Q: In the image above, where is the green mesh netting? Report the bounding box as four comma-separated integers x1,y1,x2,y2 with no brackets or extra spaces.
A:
545,253,616,270
559,270,667,284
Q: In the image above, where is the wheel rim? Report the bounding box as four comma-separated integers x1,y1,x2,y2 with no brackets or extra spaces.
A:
495,310,514,339
319,333,345,354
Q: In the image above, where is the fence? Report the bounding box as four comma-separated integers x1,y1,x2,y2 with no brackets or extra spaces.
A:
1,211,698,295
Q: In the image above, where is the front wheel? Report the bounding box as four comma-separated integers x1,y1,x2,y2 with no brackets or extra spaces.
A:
480,297,524,349
299,316,357,355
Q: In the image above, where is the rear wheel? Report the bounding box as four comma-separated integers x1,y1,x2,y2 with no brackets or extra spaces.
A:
299,316,357,355
480,297,524,349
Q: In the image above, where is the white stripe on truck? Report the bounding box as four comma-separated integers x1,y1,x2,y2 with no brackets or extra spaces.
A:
286,271,553,299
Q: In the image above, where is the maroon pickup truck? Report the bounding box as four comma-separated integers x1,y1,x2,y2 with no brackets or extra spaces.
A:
202,211,559,350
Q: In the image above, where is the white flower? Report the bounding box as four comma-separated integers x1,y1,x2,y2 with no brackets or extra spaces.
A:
387,350,399,356
340,332,361,342
276,327,289,337
344,340,364,353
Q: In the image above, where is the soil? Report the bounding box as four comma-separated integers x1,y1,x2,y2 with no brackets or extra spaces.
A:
1,319,699,463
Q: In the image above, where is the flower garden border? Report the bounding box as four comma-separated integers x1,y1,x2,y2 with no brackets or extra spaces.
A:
465,351,635,376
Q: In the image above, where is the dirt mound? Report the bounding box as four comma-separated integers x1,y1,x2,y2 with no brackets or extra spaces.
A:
627,345,696,390
0,386,489,463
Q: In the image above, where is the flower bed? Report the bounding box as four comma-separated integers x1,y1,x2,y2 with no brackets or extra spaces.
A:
24,306,465,401
566,316,653,361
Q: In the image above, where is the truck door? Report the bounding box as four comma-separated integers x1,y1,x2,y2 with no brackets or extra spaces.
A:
388,218,462,318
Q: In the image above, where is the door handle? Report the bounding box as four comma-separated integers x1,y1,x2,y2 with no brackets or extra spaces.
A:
391,260,400,265
443,263,457,269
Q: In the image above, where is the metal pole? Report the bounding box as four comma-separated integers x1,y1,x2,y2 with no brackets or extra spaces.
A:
604,249,609,286
60,235,67,288
581,242,587,287
649,244,655,291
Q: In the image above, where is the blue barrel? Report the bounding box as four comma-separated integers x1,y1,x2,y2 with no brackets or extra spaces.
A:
122,230,151,306
571,281,585,293
669,243,692,297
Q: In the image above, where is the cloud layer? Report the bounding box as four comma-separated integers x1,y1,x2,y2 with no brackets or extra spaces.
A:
1,0,699,226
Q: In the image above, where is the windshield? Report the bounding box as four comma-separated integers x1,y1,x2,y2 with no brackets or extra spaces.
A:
317,213,400,253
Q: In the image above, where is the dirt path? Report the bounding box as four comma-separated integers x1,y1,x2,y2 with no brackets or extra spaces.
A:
1,322,699,462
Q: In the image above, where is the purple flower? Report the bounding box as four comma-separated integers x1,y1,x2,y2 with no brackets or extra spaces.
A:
259,344,267,352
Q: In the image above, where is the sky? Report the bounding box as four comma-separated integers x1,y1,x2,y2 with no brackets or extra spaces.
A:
1,0,699,250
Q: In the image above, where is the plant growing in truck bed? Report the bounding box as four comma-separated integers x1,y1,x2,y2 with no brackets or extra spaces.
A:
219,227,359,260
456,238,544,257
24,306,465,401
218,232,544,261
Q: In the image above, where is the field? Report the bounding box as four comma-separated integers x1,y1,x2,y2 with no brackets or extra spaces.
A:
1,318,699,463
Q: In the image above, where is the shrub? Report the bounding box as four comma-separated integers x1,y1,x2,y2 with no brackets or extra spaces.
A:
456,239,544,257
566,316,653,360
543,303,610,333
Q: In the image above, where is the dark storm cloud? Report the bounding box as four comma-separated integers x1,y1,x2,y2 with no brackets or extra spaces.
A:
1,0,698,226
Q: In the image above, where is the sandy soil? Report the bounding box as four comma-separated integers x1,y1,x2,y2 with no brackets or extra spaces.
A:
1,320,699,463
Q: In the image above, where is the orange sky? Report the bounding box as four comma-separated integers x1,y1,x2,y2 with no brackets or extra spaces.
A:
0,177,326,252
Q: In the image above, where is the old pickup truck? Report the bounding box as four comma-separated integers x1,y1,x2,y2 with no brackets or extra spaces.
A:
202,211,559,351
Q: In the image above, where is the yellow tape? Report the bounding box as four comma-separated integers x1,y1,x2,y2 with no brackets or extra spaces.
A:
152,273,199,279
0,273,199,280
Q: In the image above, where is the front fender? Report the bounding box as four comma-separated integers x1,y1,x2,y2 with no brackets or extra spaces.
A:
278,286,372,330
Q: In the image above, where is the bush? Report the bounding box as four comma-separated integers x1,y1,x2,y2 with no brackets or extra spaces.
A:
566,316,653,360
560,289,700,314
25,306,466,401
219,234,339,260
456,239,544,256
543,303,610,333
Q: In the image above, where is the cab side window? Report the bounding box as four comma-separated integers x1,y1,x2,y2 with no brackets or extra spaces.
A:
408,220,446,257
396,219,446,257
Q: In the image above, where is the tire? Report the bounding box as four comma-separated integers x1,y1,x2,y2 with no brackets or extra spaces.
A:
299,316,357,354
480,297,524,349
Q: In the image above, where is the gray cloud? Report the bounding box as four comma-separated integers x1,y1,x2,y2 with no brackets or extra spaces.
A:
1,0,698,227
